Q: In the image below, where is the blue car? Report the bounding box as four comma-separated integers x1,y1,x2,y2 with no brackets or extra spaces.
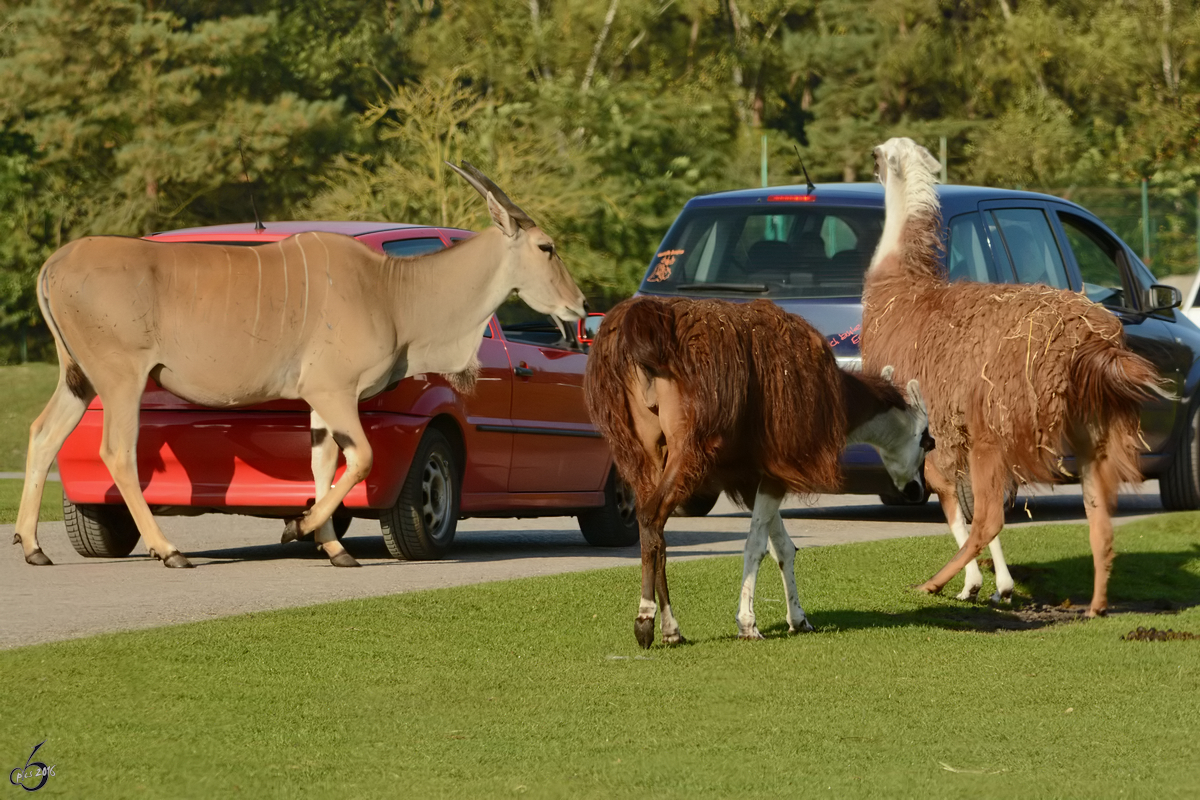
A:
638,183,1200,510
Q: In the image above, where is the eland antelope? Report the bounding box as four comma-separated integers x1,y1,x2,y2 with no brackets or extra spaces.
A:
14,162,586,569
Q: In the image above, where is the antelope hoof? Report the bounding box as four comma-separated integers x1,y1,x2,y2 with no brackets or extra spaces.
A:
991,590,1014,605
916,581,941,595
634,617,655,649
281,518,303,544
25,548,53,566
329,551,360,568
662,631,686,646
789,618,815,634
163,552,194,569
1086,606,1107,619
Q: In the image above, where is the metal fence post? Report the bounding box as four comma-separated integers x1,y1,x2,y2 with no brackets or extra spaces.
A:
761,134,768,188
1141,178,1151,265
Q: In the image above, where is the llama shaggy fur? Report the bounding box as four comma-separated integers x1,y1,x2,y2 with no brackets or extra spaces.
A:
585,295,930,646
861,136,1163,615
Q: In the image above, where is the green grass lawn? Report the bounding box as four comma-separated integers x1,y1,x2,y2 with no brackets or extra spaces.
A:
0,362,58,472
0,479,62,524
2,515,1198,798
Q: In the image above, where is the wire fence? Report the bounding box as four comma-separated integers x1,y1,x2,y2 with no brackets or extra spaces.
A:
1029,184,1200,279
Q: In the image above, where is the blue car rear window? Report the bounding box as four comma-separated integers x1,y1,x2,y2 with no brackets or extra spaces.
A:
641,205,884,299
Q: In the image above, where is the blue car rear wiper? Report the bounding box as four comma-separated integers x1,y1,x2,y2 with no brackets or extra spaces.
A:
674,282,770,293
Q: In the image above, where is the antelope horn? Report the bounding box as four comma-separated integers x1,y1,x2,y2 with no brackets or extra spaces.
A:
444,159,536,230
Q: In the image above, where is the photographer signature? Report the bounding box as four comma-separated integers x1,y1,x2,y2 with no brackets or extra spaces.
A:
9,741,55,792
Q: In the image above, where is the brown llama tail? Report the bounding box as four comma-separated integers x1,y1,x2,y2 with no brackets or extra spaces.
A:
1068,336,1167,485
618,296,677,379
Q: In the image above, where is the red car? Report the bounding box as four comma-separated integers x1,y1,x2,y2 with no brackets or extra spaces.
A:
56,221,637,560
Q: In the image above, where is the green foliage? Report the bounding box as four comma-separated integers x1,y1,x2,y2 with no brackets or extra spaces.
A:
0,362,59,470
1,519,1198,796
6,0,1200,347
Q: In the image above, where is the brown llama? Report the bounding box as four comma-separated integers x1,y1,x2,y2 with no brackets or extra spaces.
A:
861,137,1165,616
584,295,932,648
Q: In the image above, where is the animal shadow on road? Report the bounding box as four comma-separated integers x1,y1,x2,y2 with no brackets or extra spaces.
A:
772,545,1200,636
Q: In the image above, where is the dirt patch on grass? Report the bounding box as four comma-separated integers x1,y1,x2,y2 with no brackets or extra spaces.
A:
1121,626,1200,641
927,599,1190,634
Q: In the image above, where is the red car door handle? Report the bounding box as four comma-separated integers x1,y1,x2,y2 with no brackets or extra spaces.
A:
514,364,534,377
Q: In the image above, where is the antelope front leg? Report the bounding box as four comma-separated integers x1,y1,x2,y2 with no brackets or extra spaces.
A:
295,411,358,567
289,395,370,567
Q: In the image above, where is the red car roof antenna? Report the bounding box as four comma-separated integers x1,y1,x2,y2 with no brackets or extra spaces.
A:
237,137,266,233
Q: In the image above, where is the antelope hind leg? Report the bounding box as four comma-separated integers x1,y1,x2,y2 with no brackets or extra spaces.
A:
14,372,94,565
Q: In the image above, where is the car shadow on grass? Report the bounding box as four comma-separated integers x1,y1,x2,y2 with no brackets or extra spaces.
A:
777,546,1200,636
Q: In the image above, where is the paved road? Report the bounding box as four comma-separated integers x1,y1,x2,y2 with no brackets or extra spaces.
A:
0,482,1167,649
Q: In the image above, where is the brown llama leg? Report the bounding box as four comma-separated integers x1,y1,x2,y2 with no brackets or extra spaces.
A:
1080,453,1118,617
629,376,700,648
924,458,983,600
919,438,1007,595
634,457,699,648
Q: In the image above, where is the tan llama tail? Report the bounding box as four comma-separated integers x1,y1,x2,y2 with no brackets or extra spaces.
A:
1069,335,1168,484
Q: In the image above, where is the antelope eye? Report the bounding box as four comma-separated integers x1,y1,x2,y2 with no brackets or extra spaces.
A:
538,243,555,255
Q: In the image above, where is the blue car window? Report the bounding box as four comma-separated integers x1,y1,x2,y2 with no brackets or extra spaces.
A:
641,205,884,299
382,237,447,257
989,208,1070,289
1056,212,1132,309
947,213,1001,283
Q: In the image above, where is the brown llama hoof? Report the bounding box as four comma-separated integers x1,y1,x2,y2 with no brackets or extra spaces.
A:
281,518,303,544
1086,607,1108,619
24,549,53,566
329,552,360,568
634,617,655,649
163,553,194,569
915,581,941,595
662,632,686,646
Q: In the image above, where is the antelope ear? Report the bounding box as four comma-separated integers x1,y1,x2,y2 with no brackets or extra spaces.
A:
486,191,518,238
881,365,895,382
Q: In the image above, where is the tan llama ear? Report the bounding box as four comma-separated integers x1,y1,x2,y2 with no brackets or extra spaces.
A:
881,364,895,382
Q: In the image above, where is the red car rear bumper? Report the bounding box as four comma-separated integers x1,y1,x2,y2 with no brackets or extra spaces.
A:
58,410,426,511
